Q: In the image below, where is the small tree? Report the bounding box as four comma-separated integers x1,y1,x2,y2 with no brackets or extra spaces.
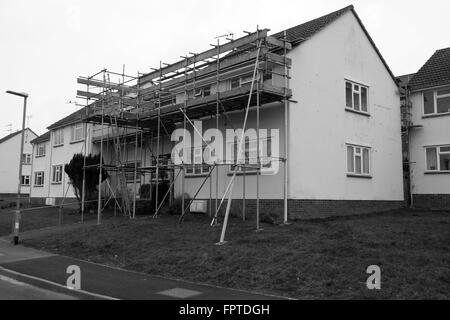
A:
64,153,109,213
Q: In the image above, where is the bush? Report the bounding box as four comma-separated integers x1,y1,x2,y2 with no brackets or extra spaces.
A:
139,184,151,199
261,210,281,225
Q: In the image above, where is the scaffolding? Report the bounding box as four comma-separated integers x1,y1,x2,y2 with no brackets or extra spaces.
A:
76,28,292,242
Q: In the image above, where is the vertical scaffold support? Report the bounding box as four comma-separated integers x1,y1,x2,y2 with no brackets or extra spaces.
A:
97,70,106,225
283,30,289,225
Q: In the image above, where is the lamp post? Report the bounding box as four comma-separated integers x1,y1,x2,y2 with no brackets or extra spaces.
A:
6,90,28,245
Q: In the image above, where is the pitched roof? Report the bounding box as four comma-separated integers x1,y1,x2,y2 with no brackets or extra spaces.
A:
0,128,37,145
30,131,51,144
272,5,398,86
47,108,86,130
272,5,354,45
408,47,450,91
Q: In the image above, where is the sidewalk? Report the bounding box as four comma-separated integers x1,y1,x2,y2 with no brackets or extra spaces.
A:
0,239,284,300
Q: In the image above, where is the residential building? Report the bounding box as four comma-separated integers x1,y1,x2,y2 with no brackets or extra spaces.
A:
32,5,405,218
30,110,95,205
0,129,38,197
404,47,450,209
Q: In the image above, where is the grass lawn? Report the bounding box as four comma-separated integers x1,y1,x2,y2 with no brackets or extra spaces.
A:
0,205,116,236
23,208,449,299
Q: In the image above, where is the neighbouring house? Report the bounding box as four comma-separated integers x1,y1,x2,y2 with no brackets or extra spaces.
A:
34,5,405,218
404,47,450,209
0,129,38,197
30,110,95,205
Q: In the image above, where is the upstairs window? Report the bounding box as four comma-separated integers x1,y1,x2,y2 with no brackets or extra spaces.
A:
346,80,369,113
36,143,46,157
71,123,84,142
53,129,64,146
22,153,32,165
423,86,450,115
347,144,371,176
426,145,450,172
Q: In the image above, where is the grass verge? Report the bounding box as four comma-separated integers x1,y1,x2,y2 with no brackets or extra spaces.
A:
22,208,450,299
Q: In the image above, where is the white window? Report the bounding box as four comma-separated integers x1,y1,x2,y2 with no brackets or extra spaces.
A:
426,145,450,172
52,165,63,183
71,123,84,142
423,86,450,115
125,162,141,182
186,146,211,176
36,143,46,157
347,144,371,176
21,175,30,186
229,137,273,174
34,171,45,186
53,129,64,146
22,153,32,165
345,80,369,113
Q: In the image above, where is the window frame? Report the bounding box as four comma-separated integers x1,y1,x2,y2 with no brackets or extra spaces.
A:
422,86,450,116
185,145,212,177
346,144,372,177
345,80,370,115
34,171,45,186
53,129,64,147
52,165,63,184
425,145,450,172
21,175,30,186
71,123,84,143
125,161,142,183
36,143,46,157
22,153,32,165
228,136,275,175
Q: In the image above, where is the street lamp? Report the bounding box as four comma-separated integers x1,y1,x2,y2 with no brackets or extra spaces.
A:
6,90,28,245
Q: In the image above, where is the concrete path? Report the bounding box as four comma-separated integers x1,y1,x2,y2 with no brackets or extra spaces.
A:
0,239,284,300
0,274,77,300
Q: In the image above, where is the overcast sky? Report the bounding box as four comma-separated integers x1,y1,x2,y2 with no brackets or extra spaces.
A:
1,0,449,137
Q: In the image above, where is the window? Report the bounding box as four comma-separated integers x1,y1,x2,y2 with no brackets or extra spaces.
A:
240,75,255,86
71,123,84,142
231,78,240,89
426,145,450,172
22,153,32,165
186,146,211,176
125,162,141,182
229,137,273,174
52,165,63,183
53,129,64,146
423,86,450,115
21,175,30,186
345,80,369,113
34,171,45,186
347,144,371,176
193,86,211,98
36,143,46,157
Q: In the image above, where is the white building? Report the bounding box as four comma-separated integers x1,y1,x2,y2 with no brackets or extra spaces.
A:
32,5,405,218
30,110,95,205
406,47,450,209
0,129,38,197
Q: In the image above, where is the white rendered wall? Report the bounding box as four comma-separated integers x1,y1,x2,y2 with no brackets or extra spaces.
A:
409,91,450,194
286,11,403,201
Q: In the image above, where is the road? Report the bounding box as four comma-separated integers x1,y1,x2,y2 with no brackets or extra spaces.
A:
0,274,77,300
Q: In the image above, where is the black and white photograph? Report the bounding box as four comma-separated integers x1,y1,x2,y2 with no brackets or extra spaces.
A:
0,0,448,308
